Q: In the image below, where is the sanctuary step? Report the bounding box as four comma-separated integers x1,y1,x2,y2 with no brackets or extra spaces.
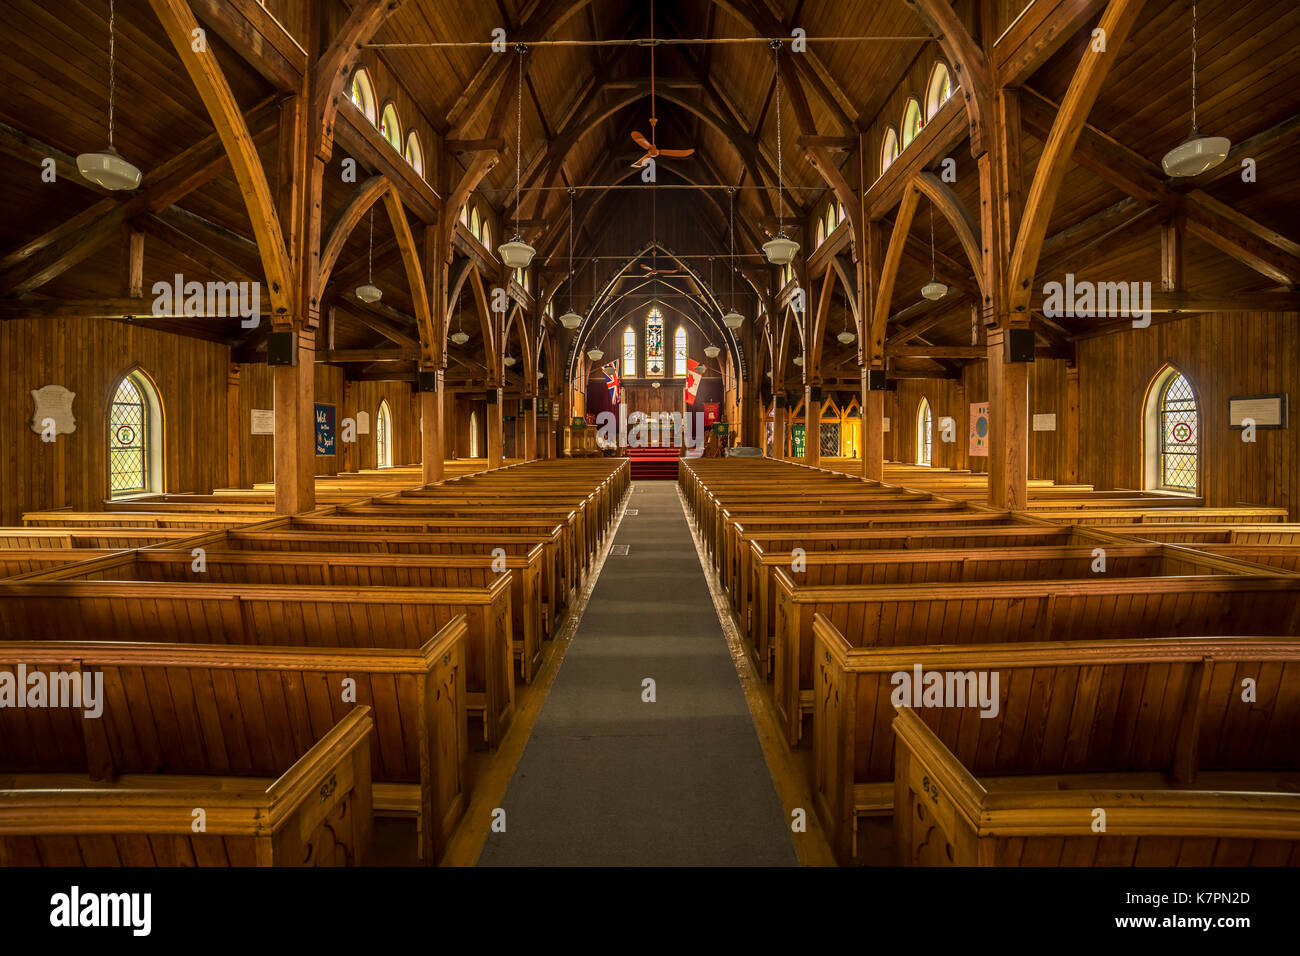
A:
626,446,681,480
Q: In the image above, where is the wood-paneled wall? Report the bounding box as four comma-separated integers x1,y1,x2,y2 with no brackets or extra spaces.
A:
236,361,344,484
1078,312,1299,516
0,318,227,523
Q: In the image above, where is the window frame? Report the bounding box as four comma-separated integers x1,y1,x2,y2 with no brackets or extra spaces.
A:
379,102,402,152
349,68,376,124
926,62,952,121
623,326,638,378
880,126,899,176
674,326,688,377
645,308,665,377
404,131,424,176
1143,366,1201,494
901,98,923,149
376,399,393,468
108,369,163,499
916,396,933,466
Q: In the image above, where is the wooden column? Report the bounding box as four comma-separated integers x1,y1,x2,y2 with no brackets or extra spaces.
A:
340,379,356,473
861,369,885,481
1064,365,1080,483
226,362,241,488
273,329,316,515
419,369,445,484
523,398,537,460
987,329,1029,509
804,385,820,466
487,387,504,468
772,397,788,459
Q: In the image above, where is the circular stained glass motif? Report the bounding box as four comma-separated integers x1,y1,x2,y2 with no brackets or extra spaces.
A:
1171,421,1192,443
115,424,136,445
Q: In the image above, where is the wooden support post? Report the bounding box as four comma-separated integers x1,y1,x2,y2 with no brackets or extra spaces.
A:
986,328,1029,509
1162,213,1185,291
420,369,445,484
340,379,355,473
487,387,504,468
1064,365,1080,483
273,329,316,515
226,362,241,488
804,385,820,467
772,398,788,460
122,227,145,299
523,399,537,461
861,368,885,481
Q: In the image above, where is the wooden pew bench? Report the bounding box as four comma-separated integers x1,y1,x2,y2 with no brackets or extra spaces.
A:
35,546,548,685
0,690,374,867
0,576,515,749
812,617,1300,865
1086,523,1300,545
775,571,1300,747
0,617,468,864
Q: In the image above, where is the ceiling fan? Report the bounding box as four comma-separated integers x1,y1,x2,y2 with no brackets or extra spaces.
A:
630,0,695,169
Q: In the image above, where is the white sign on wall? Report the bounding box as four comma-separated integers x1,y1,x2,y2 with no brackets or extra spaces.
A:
355,410,370,434
1033,413,1057,432
30,385,76,436
1229,394,1287,429
882,417,891,433
250,409,274,435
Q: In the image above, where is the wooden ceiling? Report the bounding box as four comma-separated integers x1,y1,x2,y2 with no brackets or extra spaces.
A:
1,0,1297,386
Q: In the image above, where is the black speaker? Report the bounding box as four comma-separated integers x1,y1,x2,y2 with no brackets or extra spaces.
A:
809,386,823,404
774,394,787,409
867,369,888,391
786,389,802,407
520,397,534,411
485,389,498,405
1007,328,1036,363
266,331,296,366
418,371,440,392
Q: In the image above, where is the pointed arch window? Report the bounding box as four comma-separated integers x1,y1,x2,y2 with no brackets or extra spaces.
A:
109,370,163,497
926,62,953,121
469,410,480,458
459,205,469,226
379,102,402,151
815,218,826,248
646,308,665,377
481,219,492,254
349,68,376,124
404,131,424,176
376,399,393,468
901,98,923,148
469,206,481,241
880,126,899,175
623,327,637,377
916,396,933,466
674,326,688,377
1145,368,1200,493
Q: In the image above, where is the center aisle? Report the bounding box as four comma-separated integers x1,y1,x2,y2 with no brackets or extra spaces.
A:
477,480,798,866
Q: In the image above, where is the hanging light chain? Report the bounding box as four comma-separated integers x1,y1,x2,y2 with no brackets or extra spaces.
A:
367,207,375,283
567,187,576,311
772,40,785,233
108,0,117,147
514,44,526,239
929,204,936,280
1191,0,1199,132
728,187,737,308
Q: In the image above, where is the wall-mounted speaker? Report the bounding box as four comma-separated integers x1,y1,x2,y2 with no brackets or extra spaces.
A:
485,389,499,405
266,331,296,366
867,369,888,391
520,397,534,411
774,394,787,409
418,371,440,392
809,386,824,404
1007,328,1036,363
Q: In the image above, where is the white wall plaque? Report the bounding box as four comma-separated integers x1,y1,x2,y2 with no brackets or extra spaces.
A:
355,410,370,434
1229,394,1287,429
250,409,274,435
882,417,891,432
1033,413,1057,431
30,385,76,436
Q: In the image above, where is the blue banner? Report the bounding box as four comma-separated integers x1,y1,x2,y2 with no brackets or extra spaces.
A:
315,403,335,455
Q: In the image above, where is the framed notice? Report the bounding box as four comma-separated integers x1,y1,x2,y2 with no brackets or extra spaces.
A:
250,409,274,435
1229,393,1287,429
882,417,890,432
969,403,989,456
1033,413,1057,432
315,403,335,455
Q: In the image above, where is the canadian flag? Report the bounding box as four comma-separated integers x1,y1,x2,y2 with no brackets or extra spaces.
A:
683,358,704,405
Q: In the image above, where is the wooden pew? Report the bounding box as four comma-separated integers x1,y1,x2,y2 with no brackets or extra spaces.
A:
37,546,547,685
0,698,374,867
0,616,469,863
889,656,1300,868
0,576,515,749
1087,523,1300,545
776,571,1300,747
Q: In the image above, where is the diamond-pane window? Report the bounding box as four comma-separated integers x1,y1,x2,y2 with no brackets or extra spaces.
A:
819,422,840,457
916,397,933,465
109,375,148,495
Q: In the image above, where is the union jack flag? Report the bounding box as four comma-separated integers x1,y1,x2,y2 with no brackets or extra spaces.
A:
603,361,622,404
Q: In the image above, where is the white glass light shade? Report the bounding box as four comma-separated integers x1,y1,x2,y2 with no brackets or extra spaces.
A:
921,280,948,301
559,311,583,330
722,311,745,330
77,147,141,190
1162,133,1231,177
586,347,604,362
450,330,470,346
354,283,383,303
704,344,721,358
763,235,799,266
837,330,857,345
497,238,536,269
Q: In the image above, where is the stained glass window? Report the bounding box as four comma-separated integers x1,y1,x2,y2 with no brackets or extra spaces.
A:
674,326,687,377
880,126,899,176
376,399,392,468
404,132,424,176
902,98,923,148
380,103,401,151
646,308,664,377
109,374,148,496
927,63,952,121
349,69,376,123
623,327,637,377
916,397,932,466
1159,373,1198,491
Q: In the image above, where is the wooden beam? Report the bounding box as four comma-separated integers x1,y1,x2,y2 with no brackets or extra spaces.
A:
314,0,409,160
190,0,306,92
383,188,437,365
320,177,391,291
1029,289,1300,315
913,171,987,300
1184,192,1300,288
320,347,417,362
994,0,1109,87
903,0,992,156
1007,0,1148,315
148,0,294,317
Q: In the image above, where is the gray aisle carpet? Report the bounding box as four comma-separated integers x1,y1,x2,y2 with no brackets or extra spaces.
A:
477,480,798,866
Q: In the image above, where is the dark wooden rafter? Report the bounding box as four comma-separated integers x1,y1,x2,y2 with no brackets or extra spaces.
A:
319,176,390,291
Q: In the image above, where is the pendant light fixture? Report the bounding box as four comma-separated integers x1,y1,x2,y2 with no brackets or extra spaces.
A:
78,0,142,190
723,187,745,330
559,187,584,330
498,45,536,269
837,316,856,345
1163,1,1230,177
504,354,516,367
763,41,799,267
587,347,604,362
792,354,804,367
921,205,948,301
704,344,721,359
355,208,383,303
449,279,469,345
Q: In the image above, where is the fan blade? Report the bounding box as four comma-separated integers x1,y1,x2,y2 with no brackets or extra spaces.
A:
657,148,694,158
630,152,653,169
630,131,652,150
